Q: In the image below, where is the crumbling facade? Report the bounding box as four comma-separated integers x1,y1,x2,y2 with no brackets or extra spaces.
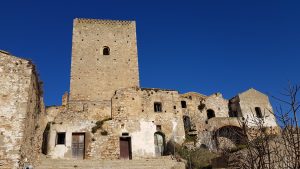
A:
0,18,278,168
0,51,46,168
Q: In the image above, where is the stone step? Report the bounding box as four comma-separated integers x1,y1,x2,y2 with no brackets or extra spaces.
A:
39,160,177,165
35,157,185,169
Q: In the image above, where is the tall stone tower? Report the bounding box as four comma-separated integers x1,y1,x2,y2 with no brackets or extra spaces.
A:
69,18,140,102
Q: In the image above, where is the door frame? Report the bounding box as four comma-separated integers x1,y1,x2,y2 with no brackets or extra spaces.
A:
154,131,165,156
72,132,86,159
119,136,132,160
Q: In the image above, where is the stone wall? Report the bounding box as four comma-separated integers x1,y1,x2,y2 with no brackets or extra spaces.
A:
45,87,186,160
45,100,113,159
69,18,140,102
112,87,186,158
180,92,231,148
19,62,46,168
204,93,229,118
0,51,46,169
231,88,277,127
180,92,206,133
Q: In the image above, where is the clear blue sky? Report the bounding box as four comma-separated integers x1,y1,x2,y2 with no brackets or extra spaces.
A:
0,0,299,106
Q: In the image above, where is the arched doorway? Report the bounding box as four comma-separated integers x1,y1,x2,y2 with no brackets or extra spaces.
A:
214,126,247,150
154,132,165,156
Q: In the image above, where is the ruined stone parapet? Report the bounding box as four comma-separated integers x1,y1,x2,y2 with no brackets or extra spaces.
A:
61,92,69,106
0,52,45,169
230,88,278,127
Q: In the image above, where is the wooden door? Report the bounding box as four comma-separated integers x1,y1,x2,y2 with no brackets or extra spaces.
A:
120,137,131,159
72,133,85,159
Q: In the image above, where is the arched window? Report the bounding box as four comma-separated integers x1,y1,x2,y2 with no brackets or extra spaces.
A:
207,109,215,119
255,107,263,118
103,46,110,55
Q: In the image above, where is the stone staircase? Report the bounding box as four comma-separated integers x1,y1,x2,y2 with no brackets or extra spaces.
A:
35,156,185,169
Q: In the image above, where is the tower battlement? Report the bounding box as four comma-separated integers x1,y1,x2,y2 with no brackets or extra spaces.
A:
74,18,134,25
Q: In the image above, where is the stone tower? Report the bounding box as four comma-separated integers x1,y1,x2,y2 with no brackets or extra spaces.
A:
69,18,140,102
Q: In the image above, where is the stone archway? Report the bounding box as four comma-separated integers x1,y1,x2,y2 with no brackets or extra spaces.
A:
154,132,165,156
214,126,247,150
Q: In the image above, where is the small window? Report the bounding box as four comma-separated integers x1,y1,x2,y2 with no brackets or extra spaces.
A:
255,107,263,118
156,125,162,131
56,132,66,145
207,109,215,119
198,103,205,111
181,101,187,108
103,46,110,55
154,102,162,112
122,132,129,136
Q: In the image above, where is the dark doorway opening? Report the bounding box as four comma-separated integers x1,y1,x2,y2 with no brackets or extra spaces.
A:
120,137,132,160
154,132,165,157
41,123,50,155
183,115,191,132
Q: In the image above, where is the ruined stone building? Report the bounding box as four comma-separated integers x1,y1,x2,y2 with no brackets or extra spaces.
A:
0,18,278,168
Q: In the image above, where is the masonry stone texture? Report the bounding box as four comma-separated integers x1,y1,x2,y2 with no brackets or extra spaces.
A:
0,52,46,168
0,18,279,169
70,19,139,102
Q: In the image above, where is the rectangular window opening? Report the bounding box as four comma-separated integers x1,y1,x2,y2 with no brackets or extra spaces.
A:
154,102,162,112
255,107,263,118
181,101,187,108
122,132,129,136
56,132,66,145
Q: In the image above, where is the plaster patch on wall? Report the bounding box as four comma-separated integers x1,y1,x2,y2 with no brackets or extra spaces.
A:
131,120,156,158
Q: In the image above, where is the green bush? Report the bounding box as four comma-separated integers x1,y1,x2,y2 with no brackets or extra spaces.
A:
185,134,197,143
100,130,108,136
174,144,218,169
91,117,112,134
